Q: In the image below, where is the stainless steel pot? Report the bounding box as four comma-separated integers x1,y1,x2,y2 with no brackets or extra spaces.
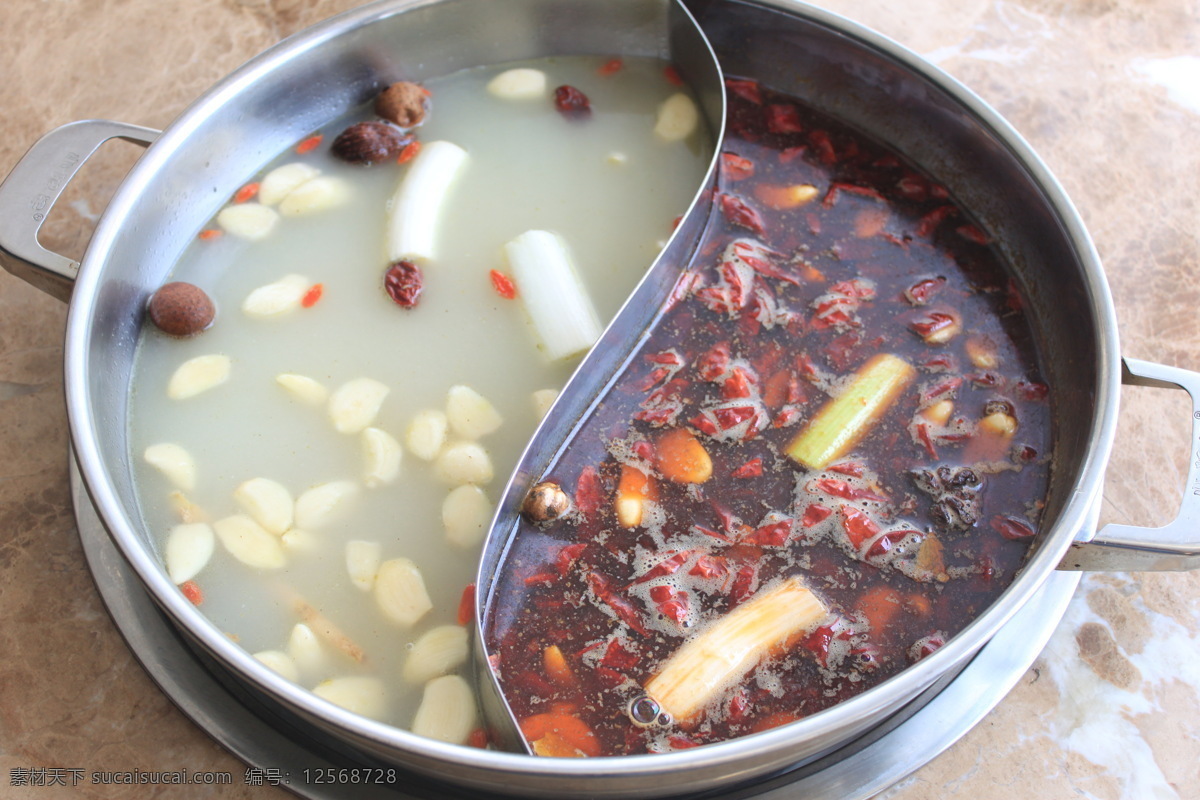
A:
1,0,1197,798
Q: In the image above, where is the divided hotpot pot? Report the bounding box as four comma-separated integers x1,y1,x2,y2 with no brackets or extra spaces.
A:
2,0,1198,797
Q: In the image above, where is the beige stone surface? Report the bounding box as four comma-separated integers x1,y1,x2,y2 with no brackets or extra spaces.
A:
0,0,1197,798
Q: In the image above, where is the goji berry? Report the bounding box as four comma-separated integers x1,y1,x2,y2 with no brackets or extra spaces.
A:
489,269,517,299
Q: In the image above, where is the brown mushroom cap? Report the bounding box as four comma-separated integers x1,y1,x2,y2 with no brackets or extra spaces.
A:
375,81,428,129
148,282,215,337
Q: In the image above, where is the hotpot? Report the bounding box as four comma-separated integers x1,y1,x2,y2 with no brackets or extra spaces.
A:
1,0,1197,797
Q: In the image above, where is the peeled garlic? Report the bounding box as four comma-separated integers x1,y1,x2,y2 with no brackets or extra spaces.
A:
313,676,387,719
362,427,402,487
216,202,279,241
281,528,318,552
276,373,329,405
345,540,382,591
374,558,432,626
167,354,231,400
434,442,494,486
405,409,448,461
233,477,294,535
411,674,476,744
328,377,390,434
442,484,492,549
402,625,469,685
279,176,351,216
253,649,300,683
487,67,548,100
532,388,558,420
143,442,196,491
294,480,359,530
654,93,700,142
213,514,286,570
287,622,326,676
446,385,503,440
258,162,321,206
242,274,311,318
165,522,215,584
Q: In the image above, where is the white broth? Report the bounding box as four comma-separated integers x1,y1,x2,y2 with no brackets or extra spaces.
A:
127,55,711,736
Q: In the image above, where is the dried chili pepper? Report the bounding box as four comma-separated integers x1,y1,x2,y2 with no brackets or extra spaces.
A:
384,260,423,308
198,229,222,241
721,153,755,181
990,515,1036,540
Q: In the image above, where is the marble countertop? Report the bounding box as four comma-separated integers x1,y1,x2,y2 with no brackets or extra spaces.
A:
0,0,1196,798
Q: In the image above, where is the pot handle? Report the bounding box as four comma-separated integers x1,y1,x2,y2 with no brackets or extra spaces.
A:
0,120,159,303
1059,357,1200,571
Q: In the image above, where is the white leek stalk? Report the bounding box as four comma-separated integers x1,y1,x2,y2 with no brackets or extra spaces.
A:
386,140,468,263
504,230,603,362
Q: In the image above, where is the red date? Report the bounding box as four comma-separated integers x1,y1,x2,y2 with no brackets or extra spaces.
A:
384,260,423,308
554,85,591,118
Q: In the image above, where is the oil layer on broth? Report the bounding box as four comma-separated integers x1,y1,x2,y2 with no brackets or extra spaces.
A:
483,76,1053,757
128,55,711,739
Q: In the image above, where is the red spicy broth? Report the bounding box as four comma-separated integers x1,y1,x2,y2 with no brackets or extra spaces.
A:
482,76,1052,757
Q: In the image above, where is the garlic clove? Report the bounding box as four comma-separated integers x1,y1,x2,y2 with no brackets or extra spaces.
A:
373,558,432,626
143,442,196,491
242,274,311,318
434,442,494,486
328,377,390,434
445,384,503,440
253,649,300,684
287,622,326,676
213,514,286,570
165,522,215,584
294,480,359,530
532,388,558,421
279,176,351,216
233,477,294,535
345,539,382,592
402,625,469,685
654,93,700,142
405,409,448,461
312,676,387,719
486,68,547,100
411,674,476,744
216,202,279,240
167,354,231,400
442,484,492,549
275,373,329,405
281,528,319,552
258,162,321,206
362,427,402,487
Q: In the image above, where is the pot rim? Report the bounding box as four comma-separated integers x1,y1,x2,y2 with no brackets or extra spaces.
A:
63,0,1121,790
